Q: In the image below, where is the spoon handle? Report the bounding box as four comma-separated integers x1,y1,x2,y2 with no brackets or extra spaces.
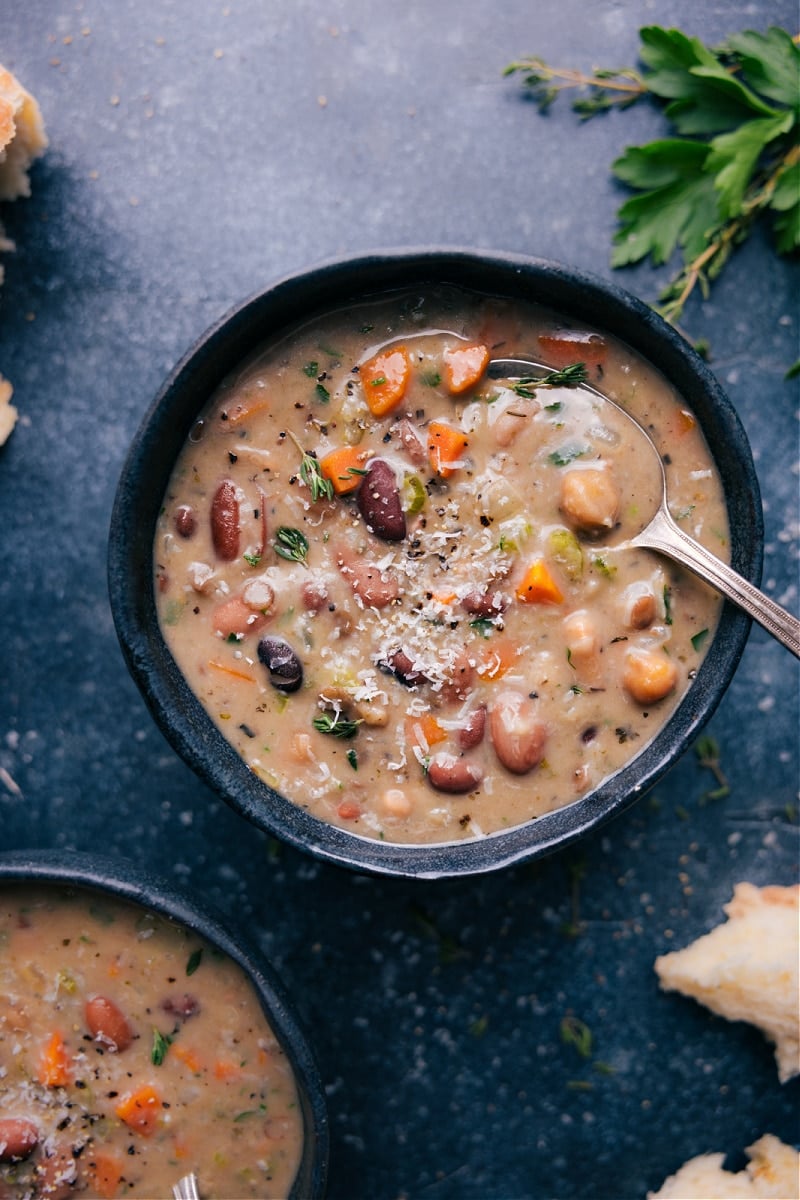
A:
633,509,800,659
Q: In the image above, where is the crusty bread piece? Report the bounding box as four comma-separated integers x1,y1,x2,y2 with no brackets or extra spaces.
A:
0,64,48,200
655,883,799,1082
0,375,18,445
648,1134,800,1199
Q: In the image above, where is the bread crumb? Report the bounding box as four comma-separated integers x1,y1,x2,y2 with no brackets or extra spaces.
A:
0,65,48,200
0,375,18,446
648,1134,799,1199
655,883,799,1082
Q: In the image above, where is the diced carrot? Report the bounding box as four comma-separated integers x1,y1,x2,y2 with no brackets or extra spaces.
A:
537,329,607,372
475,637,519,680
337,800,361,820
214,1059,243,1081
427,421,469,478
87,1153,124,1200
430,590,456,605
219,394,270,426
39,1032,71,1088
443,342,489,394
208,659,256,684
406,713,447,750
115,1085,162,1136
172,1043,204,1074
172,1138,191,1162
515,559,564,605
360,346,411,416
319,445,370,495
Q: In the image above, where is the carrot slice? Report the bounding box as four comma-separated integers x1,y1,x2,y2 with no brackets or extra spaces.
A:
214,1059,243,1081
319,445,370,495
39,1032,71,1088
361,346,411,416
427,421,469,478
515,559,564,605
443,342,489,394
406,713,447,750
475,637,518,680
87,1153,124,1200
172,1043,204,1074
537,329,607,372
208,660,256,684
115,1085,162,1136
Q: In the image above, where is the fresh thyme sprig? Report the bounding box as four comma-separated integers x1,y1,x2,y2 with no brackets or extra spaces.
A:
510,363,589,396
506,26,800,326
274,526,309,566
286,429,334,501
312,711,361,738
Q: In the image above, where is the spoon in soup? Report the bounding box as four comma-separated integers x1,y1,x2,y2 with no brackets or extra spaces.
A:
488,359,800,659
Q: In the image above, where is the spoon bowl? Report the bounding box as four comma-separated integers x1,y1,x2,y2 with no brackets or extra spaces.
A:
489,357,800,658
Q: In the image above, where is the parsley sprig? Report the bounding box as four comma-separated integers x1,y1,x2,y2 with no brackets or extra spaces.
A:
506,26,800,325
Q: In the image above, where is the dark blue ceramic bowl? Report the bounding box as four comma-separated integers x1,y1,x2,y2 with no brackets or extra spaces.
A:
108,250,762,879
0,848,329,1198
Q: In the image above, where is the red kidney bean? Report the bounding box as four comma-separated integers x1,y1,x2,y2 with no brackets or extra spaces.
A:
0,1118,39,1163
301,579,329,611
427,753,483,794
384,648,430,688
357,459,406,542
210,479,240,560
173,504,197,538
161,993,200,1021
338,553,400,608
459,705,486,750
85,995,133,1052
461,589,509,618
34,1145,77,1199
395,418,427,467
490,689,547,774
258,636,304,692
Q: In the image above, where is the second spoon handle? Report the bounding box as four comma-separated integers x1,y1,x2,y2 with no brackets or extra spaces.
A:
632,508,800,659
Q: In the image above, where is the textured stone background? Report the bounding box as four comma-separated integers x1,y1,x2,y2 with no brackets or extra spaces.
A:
1,3,798,1197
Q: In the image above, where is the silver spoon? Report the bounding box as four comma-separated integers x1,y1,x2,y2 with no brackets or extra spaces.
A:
172,1174,200,1200
488,358,800,659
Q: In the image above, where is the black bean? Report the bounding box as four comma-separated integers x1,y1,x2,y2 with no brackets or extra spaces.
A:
258,636,304,693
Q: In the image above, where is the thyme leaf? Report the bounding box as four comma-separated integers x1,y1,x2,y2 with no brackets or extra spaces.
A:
151,1028,171,1067
275,526,310,566
286,430,335,502
510,363,589,395
312,712,361,739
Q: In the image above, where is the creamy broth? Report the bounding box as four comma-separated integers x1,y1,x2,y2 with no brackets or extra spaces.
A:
154,287,727,844
0,886,303,1199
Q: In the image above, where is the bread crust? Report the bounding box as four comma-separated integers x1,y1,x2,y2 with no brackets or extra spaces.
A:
648,1134,800,1199
655,883,800,1082
0,65,48,201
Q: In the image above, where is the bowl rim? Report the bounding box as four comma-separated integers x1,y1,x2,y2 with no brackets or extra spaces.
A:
0,847,329,1199
108,247,762,879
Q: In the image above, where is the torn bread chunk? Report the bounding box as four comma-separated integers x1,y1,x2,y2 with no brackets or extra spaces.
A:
0,64,48,200
648,1134,800,1199
0,375,18,445
655,882,799,1082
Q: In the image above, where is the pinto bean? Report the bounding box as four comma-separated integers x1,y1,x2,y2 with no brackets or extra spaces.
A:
212,595,269,640
622,648,678,704
161,993,200,1021
174,504,196,538
490,689,547,774
301,579,329,611
461,589,509,618
357,459,406,542
85,995,133,1052
624,584,657,629
459,705,486,750
560,466,619,536
210,479,240,560
426,752,483,794
439,650,476,702
34,1145,77,1199
395,418,428,468
0,1118,39,1162
258,636,304,693
338,555,400,608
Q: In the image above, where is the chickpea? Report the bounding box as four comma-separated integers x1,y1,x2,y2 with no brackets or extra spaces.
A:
382,788,413,817
562,610,599,663
560,466,620,535
623,648,678,704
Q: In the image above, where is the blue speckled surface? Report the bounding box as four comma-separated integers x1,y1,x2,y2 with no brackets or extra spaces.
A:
1,3,798,1198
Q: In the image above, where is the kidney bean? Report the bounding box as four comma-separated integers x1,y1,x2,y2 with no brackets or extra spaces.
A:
338,554,400,608
34,1145,77,1199
624,584,657,629
427,753,483,794
357,459,406,542
301,579,329,611
210,479,240,560
461,589,509,618
0,1118,39,1163
384,648,430,688
459,705,486,750
85,995,133,1052
490,689,547,774
174,504,197,538
258,636,303,692
212,595,269,640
